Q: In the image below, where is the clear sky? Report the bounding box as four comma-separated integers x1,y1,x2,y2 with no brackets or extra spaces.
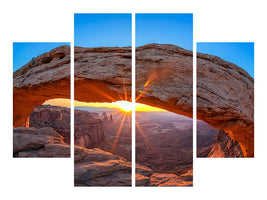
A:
74,14,132,47
136,14,193,50
197,42,254,77
13,42,70,72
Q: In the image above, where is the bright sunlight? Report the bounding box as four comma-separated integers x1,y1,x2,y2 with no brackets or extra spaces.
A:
43,99,166,112
116,101,132,112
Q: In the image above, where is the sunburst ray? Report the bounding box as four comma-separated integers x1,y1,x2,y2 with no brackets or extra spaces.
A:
111,113,127,152
135,120,155,151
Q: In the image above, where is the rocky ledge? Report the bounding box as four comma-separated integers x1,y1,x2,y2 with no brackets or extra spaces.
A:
13,127,192,186
13,127,70,157
75,147,192,186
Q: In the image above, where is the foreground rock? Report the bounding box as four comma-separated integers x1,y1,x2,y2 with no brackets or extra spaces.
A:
136,166,193,187
75,146,192,187
13,127,191,186
13,127,70,157
14,44,254,157
74,146,132,186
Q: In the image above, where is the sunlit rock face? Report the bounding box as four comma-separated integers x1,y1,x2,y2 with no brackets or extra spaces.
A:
208,130,244,158
13,44,254,157
136,165,193,187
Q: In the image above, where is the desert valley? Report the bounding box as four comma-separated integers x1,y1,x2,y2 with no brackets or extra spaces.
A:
21,103,200,186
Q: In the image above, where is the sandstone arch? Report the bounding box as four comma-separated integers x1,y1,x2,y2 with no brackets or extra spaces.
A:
13,45,132,128
13,44,254,157
13,46,71,127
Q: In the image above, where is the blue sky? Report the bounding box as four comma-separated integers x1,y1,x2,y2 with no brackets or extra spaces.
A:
197,42,254,77
136,14,193,50
13,42,70,72
74,14,132,47
13,16,253,78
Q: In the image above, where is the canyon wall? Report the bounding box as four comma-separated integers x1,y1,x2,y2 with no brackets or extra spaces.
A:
30,105,105,147
74,109,105,148
13,44,254,157
30,105,71,144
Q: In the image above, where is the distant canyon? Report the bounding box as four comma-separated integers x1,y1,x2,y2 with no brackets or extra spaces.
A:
25,104,244,186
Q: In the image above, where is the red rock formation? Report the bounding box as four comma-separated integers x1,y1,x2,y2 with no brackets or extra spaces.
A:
30,106,62,121
208,130,244,157
74,109,105,148
101,112,108,121
197,120,218,157
13,45,71,127
29,105,105,147
109,114,113,122
197,52,254,157
30,105,70,144
13,44,254,157
136,44,253,157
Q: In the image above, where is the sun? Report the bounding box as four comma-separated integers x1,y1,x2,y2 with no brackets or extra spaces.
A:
116,101,132,112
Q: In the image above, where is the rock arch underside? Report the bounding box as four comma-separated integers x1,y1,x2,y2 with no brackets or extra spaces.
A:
13,44,254,157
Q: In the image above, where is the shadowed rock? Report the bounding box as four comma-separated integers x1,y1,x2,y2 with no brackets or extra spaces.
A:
13,127,70,157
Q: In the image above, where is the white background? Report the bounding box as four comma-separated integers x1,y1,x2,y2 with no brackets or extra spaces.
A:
0,0,266,199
